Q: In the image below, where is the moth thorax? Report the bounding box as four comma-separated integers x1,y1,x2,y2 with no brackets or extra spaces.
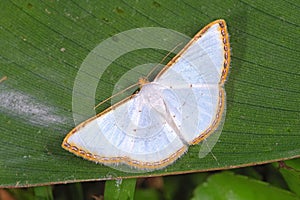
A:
138,77,149,88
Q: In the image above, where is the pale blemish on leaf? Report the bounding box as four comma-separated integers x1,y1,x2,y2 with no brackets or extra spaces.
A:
0,90,65,126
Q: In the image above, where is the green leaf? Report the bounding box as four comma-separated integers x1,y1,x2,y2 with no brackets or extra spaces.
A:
275,158,300,196
104,178,136,200
134,188,160,200
191,172,300,200
33,186,53,200
0,0,299,187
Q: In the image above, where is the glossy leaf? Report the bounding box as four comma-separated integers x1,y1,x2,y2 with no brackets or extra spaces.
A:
191,172,299,200
0,0,299,187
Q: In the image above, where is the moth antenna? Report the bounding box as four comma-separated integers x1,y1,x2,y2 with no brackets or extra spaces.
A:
206,139,220,165
146,42,183,80
94,82,139,109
